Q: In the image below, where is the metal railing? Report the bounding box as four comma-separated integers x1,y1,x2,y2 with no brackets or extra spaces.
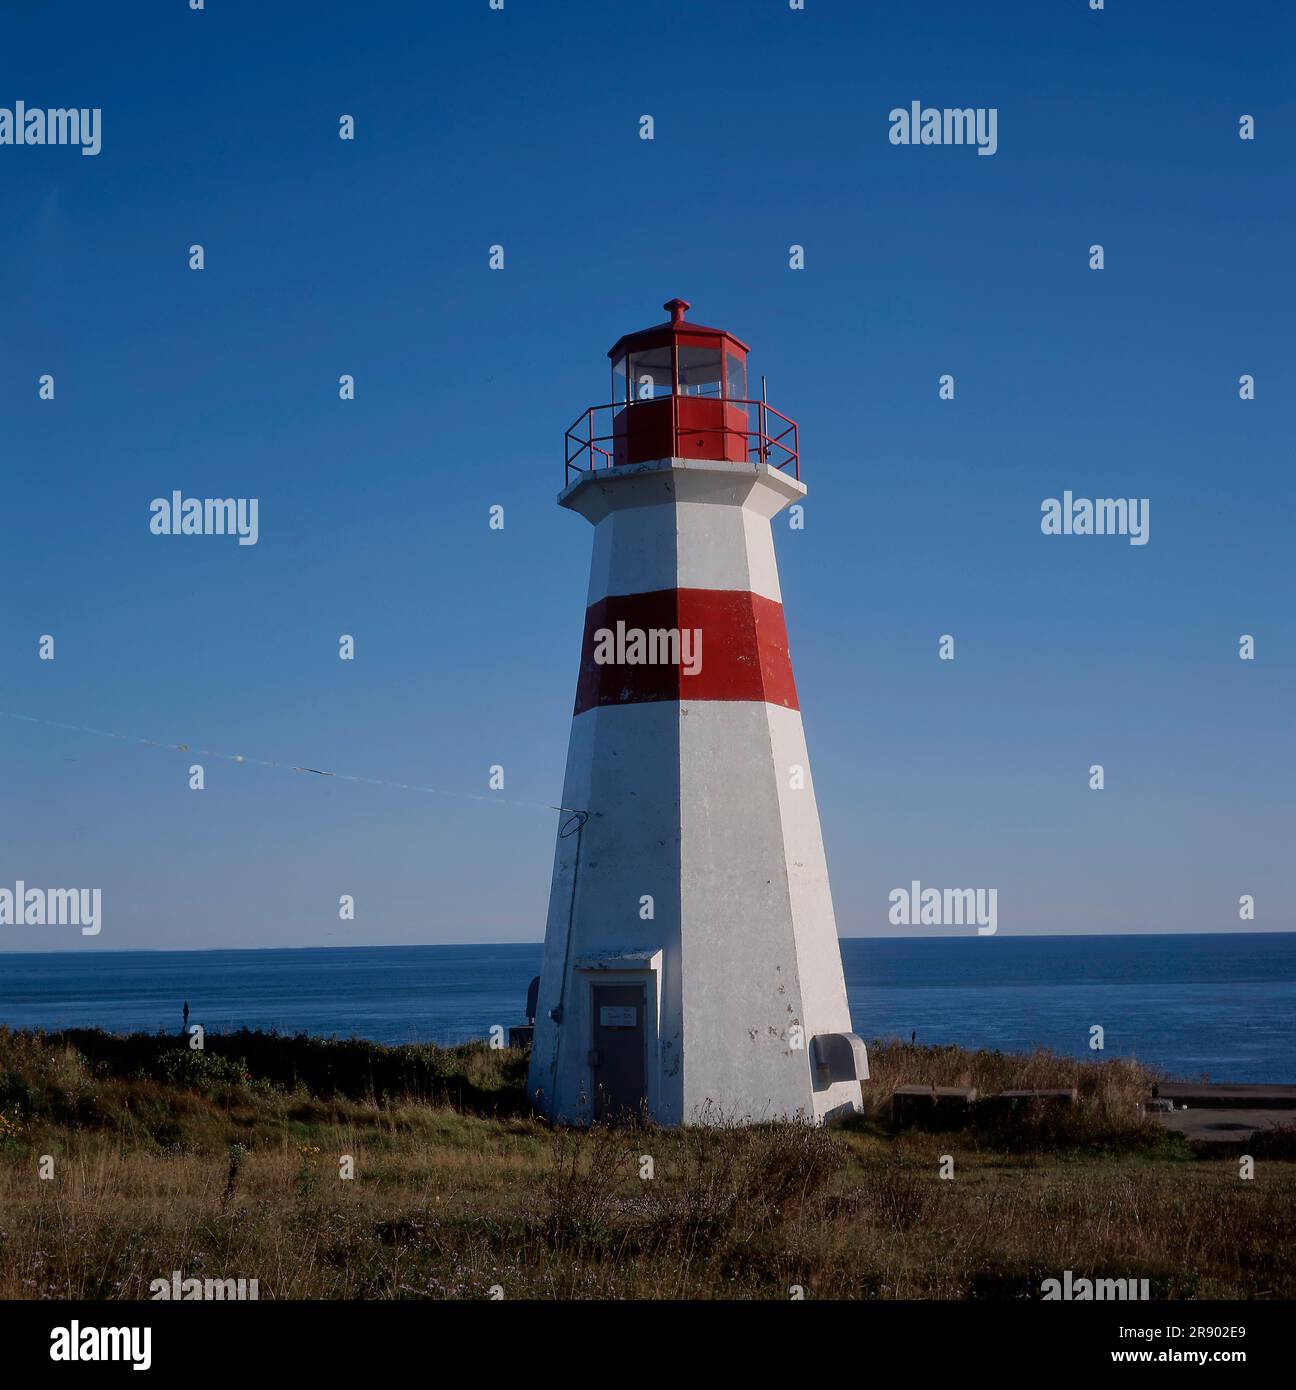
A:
564,397,799,484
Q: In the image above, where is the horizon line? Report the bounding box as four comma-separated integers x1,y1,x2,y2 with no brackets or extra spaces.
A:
0,929,1292,956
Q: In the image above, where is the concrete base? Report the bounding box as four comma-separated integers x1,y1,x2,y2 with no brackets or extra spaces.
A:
1154,1082,1296,1110
977,1088,1077,1120
1156,1107,1296,1144
1149,1082,1296,1144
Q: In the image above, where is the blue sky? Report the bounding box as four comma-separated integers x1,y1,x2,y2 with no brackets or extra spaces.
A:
1,0,1292,950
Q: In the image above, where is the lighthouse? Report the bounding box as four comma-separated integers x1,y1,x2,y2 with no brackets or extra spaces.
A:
528,299,867,1127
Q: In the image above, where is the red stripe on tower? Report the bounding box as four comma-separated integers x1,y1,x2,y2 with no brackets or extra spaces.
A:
574,588,799,715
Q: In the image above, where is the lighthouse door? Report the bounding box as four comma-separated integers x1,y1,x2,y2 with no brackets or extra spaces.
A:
590,982,646,1123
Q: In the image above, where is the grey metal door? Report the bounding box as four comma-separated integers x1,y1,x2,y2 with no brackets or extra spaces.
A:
590,982,646,1123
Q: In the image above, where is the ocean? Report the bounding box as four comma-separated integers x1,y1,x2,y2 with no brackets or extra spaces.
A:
0,933,1292,1083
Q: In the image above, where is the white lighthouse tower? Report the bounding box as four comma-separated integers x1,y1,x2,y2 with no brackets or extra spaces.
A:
528,299,866,1126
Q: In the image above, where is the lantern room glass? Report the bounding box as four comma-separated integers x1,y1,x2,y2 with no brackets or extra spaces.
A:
725,350,746,402
611,353,628,411
628,346,673,400
677,344,724,398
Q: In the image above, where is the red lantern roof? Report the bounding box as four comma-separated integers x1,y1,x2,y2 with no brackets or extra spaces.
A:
607,297,750,361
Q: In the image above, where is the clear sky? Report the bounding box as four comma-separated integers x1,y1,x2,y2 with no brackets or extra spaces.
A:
1,0,1292,950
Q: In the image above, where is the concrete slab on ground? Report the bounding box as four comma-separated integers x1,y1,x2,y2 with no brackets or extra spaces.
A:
1155,1082,1296,1110
1155,1107,1295,1144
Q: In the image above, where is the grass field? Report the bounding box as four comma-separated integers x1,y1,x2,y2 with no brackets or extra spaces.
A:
1,1027,1292,1300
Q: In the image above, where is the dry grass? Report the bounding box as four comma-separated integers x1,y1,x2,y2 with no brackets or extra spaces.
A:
863,1040,1153,1111
1,1027,1292,1300
857,1041,1162,1153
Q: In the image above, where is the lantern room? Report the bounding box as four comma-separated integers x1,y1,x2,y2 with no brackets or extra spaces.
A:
608,298,750,466
565,298,801,482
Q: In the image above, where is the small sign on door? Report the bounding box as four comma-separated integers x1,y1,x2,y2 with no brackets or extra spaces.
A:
599,1005,637,1028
